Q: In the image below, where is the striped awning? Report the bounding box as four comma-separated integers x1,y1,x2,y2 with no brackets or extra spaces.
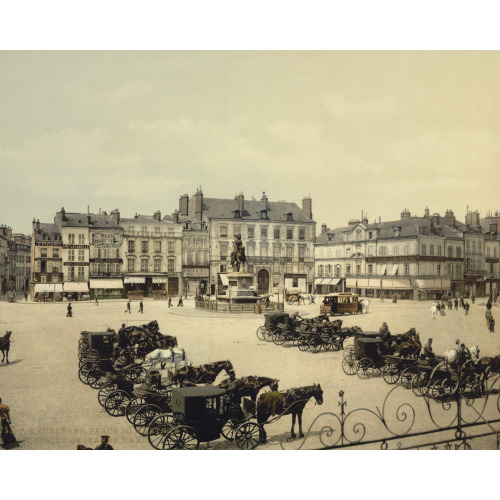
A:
219,274,229,286
382,278,412,289
35,283,55,293
413,278,451,290
124,277,145,284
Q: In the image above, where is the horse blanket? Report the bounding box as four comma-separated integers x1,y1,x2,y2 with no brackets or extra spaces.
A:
145,348,191,370
257,391,284,417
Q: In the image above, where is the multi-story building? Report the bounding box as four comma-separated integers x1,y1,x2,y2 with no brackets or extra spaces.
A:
170,207,209,297
13,234,31,292
176,189,316,295
0,233,8,294
481,212,500,299
315,209,465,300
0,226,31,295
30,220,63,300
120,211,183,297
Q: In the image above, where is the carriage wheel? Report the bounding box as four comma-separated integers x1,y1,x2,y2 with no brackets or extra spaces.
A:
297,335,309,352
342,354,358,376
234,422,263,450
382,362,400,384
133,404,162,436
343,345,354,358
283,331,295,348
98,383,118,407
147,413,179,450
78,338,89,350
411,372,429,397
400,367,418,389
104,390,132,417
331,338,342,351
162,425,200,450
126,397,147,424
78,354,88,367
256,326,266,341
158,388,173,410
273,330,286,346
308,338,322,354
263,328,273,342
357,358,375,379
87,366,107,389
124,365,147,384
221,418,241,441
430,380,447,401
78,362,95,385
441,378,459,396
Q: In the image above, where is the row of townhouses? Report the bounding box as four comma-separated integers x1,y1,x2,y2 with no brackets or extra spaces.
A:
27,190,500,301
0,225,31,295
316,208,500,300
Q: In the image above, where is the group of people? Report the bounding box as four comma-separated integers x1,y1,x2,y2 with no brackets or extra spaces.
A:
125,300,144,313
430,296,471,319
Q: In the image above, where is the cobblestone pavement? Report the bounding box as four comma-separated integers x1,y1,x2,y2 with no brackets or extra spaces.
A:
1,296,499,450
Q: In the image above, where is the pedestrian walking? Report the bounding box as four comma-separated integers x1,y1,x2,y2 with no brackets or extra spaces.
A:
460,296,464,308
418,291,422,302
471,293,476,305
177,297,183,307
94,296,99,306
24,291,28,302
464,301,470,316
486,309,493,326
0,398,19,449
447,299,452,310
125,300,131,314
431,303,437,320
168,297,172,308
139,301,143,313
66,303,72,317
454,298,459,310
489,316,495,333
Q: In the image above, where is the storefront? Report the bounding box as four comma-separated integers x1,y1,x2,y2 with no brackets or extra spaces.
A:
63,281,89,300
411,278,451,300
89,278,124,299
34,283,63,301
284,274,308,293
314,278,342,294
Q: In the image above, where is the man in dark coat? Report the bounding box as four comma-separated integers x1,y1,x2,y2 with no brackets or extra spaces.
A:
117,323,128,349
95,435,113,450
0,398,19,449
67,303,72,317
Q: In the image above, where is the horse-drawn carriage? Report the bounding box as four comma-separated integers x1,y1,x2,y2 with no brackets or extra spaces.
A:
145,382,324,450
320,292,360,316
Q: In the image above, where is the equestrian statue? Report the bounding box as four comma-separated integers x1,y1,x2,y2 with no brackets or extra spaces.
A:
230,234,247,272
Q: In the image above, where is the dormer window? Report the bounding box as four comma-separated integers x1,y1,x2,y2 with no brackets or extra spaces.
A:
393,226,402,238
286,212,293,221
233,210,241,219
260,210,268,220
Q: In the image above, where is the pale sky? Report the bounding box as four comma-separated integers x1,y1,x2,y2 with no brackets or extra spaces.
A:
1,51,500,235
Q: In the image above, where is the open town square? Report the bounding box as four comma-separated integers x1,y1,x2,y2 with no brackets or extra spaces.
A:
1,294,499,450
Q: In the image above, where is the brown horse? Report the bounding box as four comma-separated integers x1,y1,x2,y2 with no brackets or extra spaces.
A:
394,333,421,359
1,331,12,363
219,376,279,402
173,360,234,386
257,383,323,442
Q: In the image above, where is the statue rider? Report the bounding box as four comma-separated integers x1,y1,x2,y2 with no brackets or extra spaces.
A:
231,234,247,272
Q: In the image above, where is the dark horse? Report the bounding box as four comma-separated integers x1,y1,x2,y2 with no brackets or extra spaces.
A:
257,383,323,443
1,331,12,364
173,360,234,386
218,375,279,403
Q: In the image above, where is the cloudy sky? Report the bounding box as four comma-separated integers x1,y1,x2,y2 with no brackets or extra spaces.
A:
1,51,500,234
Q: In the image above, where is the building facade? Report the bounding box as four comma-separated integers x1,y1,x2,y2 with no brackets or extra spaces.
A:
120,211,183,297
176,189,316,296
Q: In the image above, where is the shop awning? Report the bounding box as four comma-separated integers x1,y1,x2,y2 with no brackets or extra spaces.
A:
389,264,399,276
219,274,229,286
152,277,167,284
63,282,89,292
382,278,412,289
413,278,451,290
356,278,370,288
35,284,55,293
380,264,387,276
314,278,324,285
346,278,357,288
124,277,145,284
368,278,381,288
329,278,341,286
54,284,63,292
89,279,123,289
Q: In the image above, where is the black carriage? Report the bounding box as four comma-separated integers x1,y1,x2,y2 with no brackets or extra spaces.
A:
146,386,262,450
256,312,291,342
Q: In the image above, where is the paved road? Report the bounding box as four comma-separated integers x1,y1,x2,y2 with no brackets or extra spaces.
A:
1,296,499,450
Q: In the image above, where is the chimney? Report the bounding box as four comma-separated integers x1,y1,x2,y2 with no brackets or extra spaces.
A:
261,191,269,210
194,188,203,221
445,209,455,227
179,194,189,216
401,208,411,220
172,210,179,224
465,211,480,226
237,193,244,215
348,219,360,227
424,207,430,218
60,207,66,221
302,196,312,219
362,217,368,226
111,209,120,225
321,224,327,234
87,214,92,225
154,210,161,222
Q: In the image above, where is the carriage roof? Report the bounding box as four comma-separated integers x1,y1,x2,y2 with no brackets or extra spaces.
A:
264,312,290,327
324,292,359,298
354,337,383,356
173,386,225,399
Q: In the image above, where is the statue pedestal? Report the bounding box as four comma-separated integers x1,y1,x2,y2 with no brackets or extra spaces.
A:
217,271,259,304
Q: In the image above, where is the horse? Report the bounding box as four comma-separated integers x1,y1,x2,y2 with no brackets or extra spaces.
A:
394,333,421,359
359,299,370,313
257,383,323,442
172,360,234,387
145,347,192,370
230,237,247,272
218,376,279,403
0,331,12,364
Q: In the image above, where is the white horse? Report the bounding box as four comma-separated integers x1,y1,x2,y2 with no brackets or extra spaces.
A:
359,299,370,314
443,345,480,363
145,348,192,370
